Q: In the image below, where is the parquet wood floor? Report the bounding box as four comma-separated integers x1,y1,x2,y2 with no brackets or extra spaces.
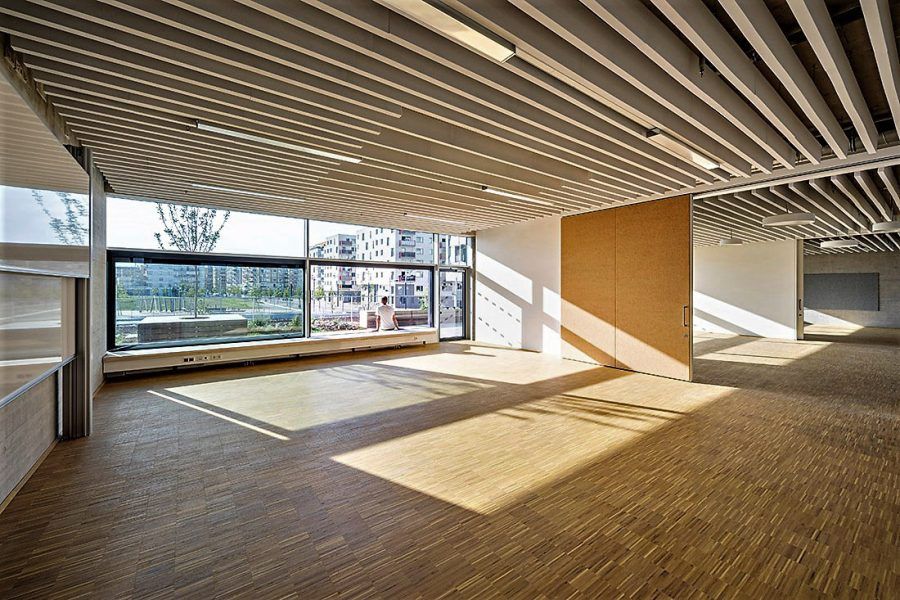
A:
0,336,897,599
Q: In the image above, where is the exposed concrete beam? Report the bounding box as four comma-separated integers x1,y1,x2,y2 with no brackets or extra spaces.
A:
876,166,900,213
650,0,822,165
853,170,893,220
7,6,669,198
507,0,766,174
449,0,754,176
809,178,871,231
861,0,900,131
581,0,796,169
832,174,881,224
788,181,856,232
720,0,849,159
788,0,879,153
691,145,900,200
744,190,829,237
239,0,708,187
768,186,846,234
0,33,78,147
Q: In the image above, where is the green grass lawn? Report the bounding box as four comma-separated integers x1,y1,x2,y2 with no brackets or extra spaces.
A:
215,297,255,310
117,295,259,312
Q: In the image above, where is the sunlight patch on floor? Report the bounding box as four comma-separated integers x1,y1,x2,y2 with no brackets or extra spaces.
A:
374,344,597,385
163,363,492,432
148,390,290,440
694,332,830,366
333,372,735,514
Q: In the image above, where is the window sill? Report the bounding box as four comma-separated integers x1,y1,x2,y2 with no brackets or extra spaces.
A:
103,328,439,375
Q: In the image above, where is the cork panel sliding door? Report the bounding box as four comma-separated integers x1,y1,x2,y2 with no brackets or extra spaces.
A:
614,195,692,381
560,209,616,366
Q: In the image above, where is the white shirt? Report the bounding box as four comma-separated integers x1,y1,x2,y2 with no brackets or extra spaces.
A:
376,304,397,330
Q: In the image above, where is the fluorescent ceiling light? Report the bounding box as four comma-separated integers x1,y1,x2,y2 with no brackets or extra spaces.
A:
195,122,362,163
191,183,305,203
718,237,743,246
646,128,720,171
872,219,900,233
821,239,859,248
481,185,554,206
378,0,515,62
761,212,816,227
404,212,466,225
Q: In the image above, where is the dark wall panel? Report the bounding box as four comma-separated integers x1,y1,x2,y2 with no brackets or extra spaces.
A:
805,273,879,311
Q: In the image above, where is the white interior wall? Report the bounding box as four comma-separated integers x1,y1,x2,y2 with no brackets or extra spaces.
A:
694,239,801,339
475,215,560,354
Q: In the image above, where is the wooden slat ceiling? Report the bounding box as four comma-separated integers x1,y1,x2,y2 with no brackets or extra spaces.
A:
802,231,900,254
0,0,898,234
694,163,900,250
0,73,87,194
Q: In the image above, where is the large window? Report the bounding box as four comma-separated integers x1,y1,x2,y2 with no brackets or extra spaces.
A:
112,255,303,349
108,197,305,257
310,220,435,264
107,198,469,349
310,265,432,335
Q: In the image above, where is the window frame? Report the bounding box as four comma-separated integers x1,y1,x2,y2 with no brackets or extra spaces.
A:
107,248,307,350
107,221,474,351
438,234,474,267
308,257,437,334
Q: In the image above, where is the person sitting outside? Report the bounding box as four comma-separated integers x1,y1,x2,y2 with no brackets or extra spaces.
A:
375,296,400,331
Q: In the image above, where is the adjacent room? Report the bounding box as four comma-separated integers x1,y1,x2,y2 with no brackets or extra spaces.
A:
1,1,897,598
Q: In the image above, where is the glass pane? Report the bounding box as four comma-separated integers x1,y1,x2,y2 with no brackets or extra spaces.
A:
107,197,305,257
0,185,90,277
440,270,466,339
310,265,432,335
309,220,434,264
0,272,68,401
439,234,473,266
113,261,304,348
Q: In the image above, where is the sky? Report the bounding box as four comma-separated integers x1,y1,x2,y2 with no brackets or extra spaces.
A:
106,197,379,255
3,186,431,257
0,185,88,245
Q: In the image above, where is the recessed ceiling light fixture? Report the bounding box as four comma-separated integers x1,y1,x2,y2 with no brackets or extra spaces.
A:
646,128,720,171
378,0,516,62
404,212,467,225
195,122,362,163
872,219,900,233
821,239,859,248
761,212,816,227
719,229,743,246
191,183,305,203
481,185,554,206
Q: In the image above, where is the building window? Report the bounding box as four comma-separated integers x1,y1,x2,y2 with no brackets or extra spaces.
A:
111,255,304,349
310,265,432,335
309,221,435,264
439,234,473,266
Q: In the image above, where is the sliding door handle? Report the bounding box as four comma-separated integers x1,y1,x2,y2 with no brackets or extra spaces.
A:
682,305,689,327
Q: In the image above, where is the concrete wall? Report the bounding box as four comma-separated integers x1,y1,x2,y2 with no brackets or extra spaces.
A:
475,215,561,354
694,239,801,339
89,162,106,397
804,251,900,328
0,376,56,510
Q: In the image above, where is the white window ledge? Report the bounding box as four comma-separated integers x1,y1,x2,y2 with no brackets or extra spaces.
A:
104,328,438,375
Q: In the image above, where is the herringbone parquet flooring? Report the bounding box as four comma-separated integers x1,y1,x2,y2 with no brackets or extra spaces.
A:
0,335,896,599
